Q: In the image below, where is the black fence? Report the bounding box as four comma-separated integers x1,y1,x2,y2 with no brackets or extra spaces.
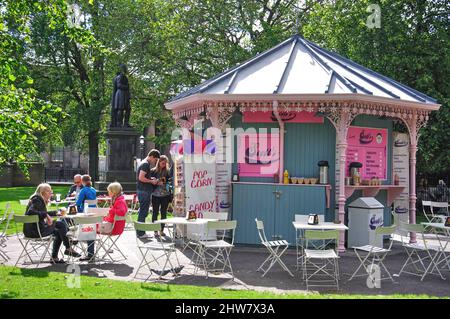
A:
417,186,450,203
44,168,87,182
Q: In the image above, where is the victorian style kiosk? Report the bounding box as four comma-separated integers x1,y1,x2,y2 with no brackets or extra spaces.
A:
164,35,440,250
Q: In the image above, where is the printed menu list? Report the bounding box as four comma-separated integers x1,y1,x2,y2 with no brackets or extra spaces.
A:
346,127,387,180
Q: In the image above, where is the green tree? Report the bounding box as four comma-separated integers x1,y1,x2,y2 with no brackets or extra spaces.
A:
302,0,449,178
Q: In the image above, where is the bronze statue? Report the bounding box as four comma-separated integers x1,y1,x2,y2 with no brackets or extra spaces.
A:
110,64,131,128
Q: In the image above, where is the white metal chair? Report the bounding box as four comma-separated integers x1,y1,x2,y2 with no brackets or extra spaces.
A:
19,199,29,206
430,201,449,219
0,209,14,262
193,220,237,279
97,214,127,262
1,202,12,224
303,229,340,290
70,215,104,263
394,221,445,281
294,214,326,269
83,199,98,212
348,225,397,284
133,221,181,281
14,215,54,267
123,194,136,230
255,218,293,277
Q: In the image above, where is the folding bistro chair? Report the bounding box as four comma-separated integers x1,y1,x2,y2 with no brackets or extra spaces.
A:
13,215,54,267
0,210,13,262
133,221,181,281
394,221,445,281
1,202,12,224
19,199,29,206
255,218,293,277
97,214,128,262
422,200,433,222
193,220,237,279
69,215,104,263
123,194,136,230
84,199,98,212
348,225,396,283
294,214,326,270
430,202,449,221
303,229,340,290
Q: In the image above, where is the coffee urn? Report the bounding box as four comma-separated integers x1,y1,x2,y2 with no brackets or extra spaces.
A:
318,160,329,184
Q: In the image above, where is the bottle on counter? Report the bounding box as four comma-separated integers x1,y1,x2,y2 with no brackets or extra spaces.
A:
283,170,289,184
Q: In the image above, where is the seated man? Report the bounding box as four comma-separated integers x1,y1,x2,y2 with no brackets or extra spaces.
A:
67,174,83,198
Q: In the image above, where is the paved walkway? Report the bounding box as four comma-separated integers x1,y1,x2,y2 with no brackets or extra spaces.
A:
1,229,450,297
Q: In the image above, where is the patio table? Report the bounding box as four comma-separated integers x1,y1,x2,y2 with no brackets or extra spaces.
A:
292,221,348,270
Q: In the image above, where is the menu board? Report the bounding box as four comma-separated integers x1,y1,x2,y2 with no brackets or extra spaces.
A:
346,127,387,179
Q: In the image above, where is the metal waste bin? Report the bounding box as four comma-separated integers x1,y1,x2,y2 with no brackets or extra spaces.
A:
348,197,384,248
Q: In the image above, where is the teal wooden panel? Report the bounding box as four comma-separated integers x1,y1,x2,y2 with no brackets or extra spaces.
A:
232,183,275,245
232,183,327,245
284,119,336,221
274,185,326,245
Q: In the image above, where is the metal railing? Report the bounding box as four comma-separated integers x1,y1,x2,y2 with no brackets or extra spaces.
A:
44,168,87,182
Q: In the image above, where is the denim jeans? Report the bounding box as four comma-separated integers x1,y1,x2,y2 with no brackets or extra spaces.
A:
136,190,151,236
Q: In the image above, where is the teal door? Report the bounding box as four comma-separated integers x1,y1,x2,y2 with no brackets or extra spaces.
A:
232,183,276,244
232,183,327,245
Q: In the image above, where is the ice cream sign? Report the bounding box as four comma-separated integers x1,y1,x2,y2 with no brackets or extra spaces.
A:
346,127,387,179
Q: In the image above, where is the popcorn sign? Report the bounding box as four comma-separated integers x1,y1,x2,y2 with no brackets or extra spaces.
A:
185,156,216,215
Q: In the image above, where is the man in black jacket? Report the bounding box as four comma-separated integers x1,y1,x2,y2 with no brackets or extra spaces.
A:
66,174,83,198
24,184,81,263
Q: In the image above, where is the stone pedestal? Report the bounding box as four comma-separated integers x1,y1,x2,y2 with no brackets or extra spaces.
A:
95,128,139,192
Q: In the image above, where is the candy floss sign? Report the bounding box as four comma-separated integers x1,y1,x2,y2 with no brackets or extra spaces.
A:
185,158,216,215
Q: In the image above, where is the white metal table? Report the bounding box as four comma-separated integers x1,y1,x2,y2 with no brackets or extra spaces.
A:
292,221,348,270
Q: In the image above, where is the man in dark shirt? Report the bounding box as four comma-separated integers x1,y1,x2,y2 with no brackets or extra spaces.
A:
136,149,160,237
66,174,83,198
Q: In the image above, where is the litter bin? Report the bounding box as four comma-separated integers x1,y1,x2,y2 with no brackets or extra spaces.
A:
348,197,384,248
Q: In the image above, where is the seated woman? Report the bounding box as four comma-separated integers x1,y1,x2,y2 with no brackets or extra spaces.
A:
80,182,128,261
23,183,81,264
76,174,97,213
150,155,173,237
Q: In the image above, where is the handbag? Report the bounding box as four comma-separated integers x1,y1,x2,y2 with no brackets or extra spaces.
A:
76,223,97,241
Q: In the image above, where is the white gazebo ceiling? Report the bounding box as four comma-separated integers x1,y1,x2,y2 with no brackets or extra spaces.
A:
166,35,437,109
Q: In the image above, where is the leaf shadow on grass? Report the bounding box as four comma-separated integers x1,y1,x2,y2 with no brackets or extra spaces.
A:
0,291,19,299
140,282,171,293
8,267,49,278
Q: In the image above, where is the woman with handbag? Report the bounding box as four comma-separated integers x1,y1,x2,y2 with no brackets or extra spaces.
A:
80,182,128,262
24,183,81,264
150,155,173,237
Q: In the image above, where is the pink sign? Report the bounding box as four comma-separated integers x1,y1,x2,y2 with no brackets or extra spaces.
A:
238,133,279,177
243,111,323,123
346,127,387,179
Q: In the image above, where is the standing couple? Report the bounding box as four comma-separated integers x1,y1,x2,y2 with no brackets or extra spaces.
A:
136,149,173,238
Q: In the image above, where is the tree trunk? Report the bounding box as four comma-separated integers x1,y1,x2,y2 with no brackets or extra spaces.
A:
88,130,99,181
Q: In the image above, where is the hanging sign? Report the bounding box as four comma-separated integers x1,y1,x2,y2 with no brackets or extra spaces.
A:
393,132,410,232
346,127,388,179
243,111,323,123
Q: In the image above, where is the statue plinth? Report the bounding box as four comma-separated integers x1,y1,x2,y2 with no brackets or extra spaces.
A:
95,128,139,192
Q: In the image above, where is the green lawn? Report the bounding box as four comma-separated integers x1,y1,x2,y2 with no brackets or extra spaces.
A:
0,265,439,299
0,185,71,235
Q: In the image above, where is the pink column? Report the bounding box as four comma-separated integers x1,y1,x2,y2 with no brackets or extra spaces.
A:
272,101,284,183
337,140,348,252
409,142,418,243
